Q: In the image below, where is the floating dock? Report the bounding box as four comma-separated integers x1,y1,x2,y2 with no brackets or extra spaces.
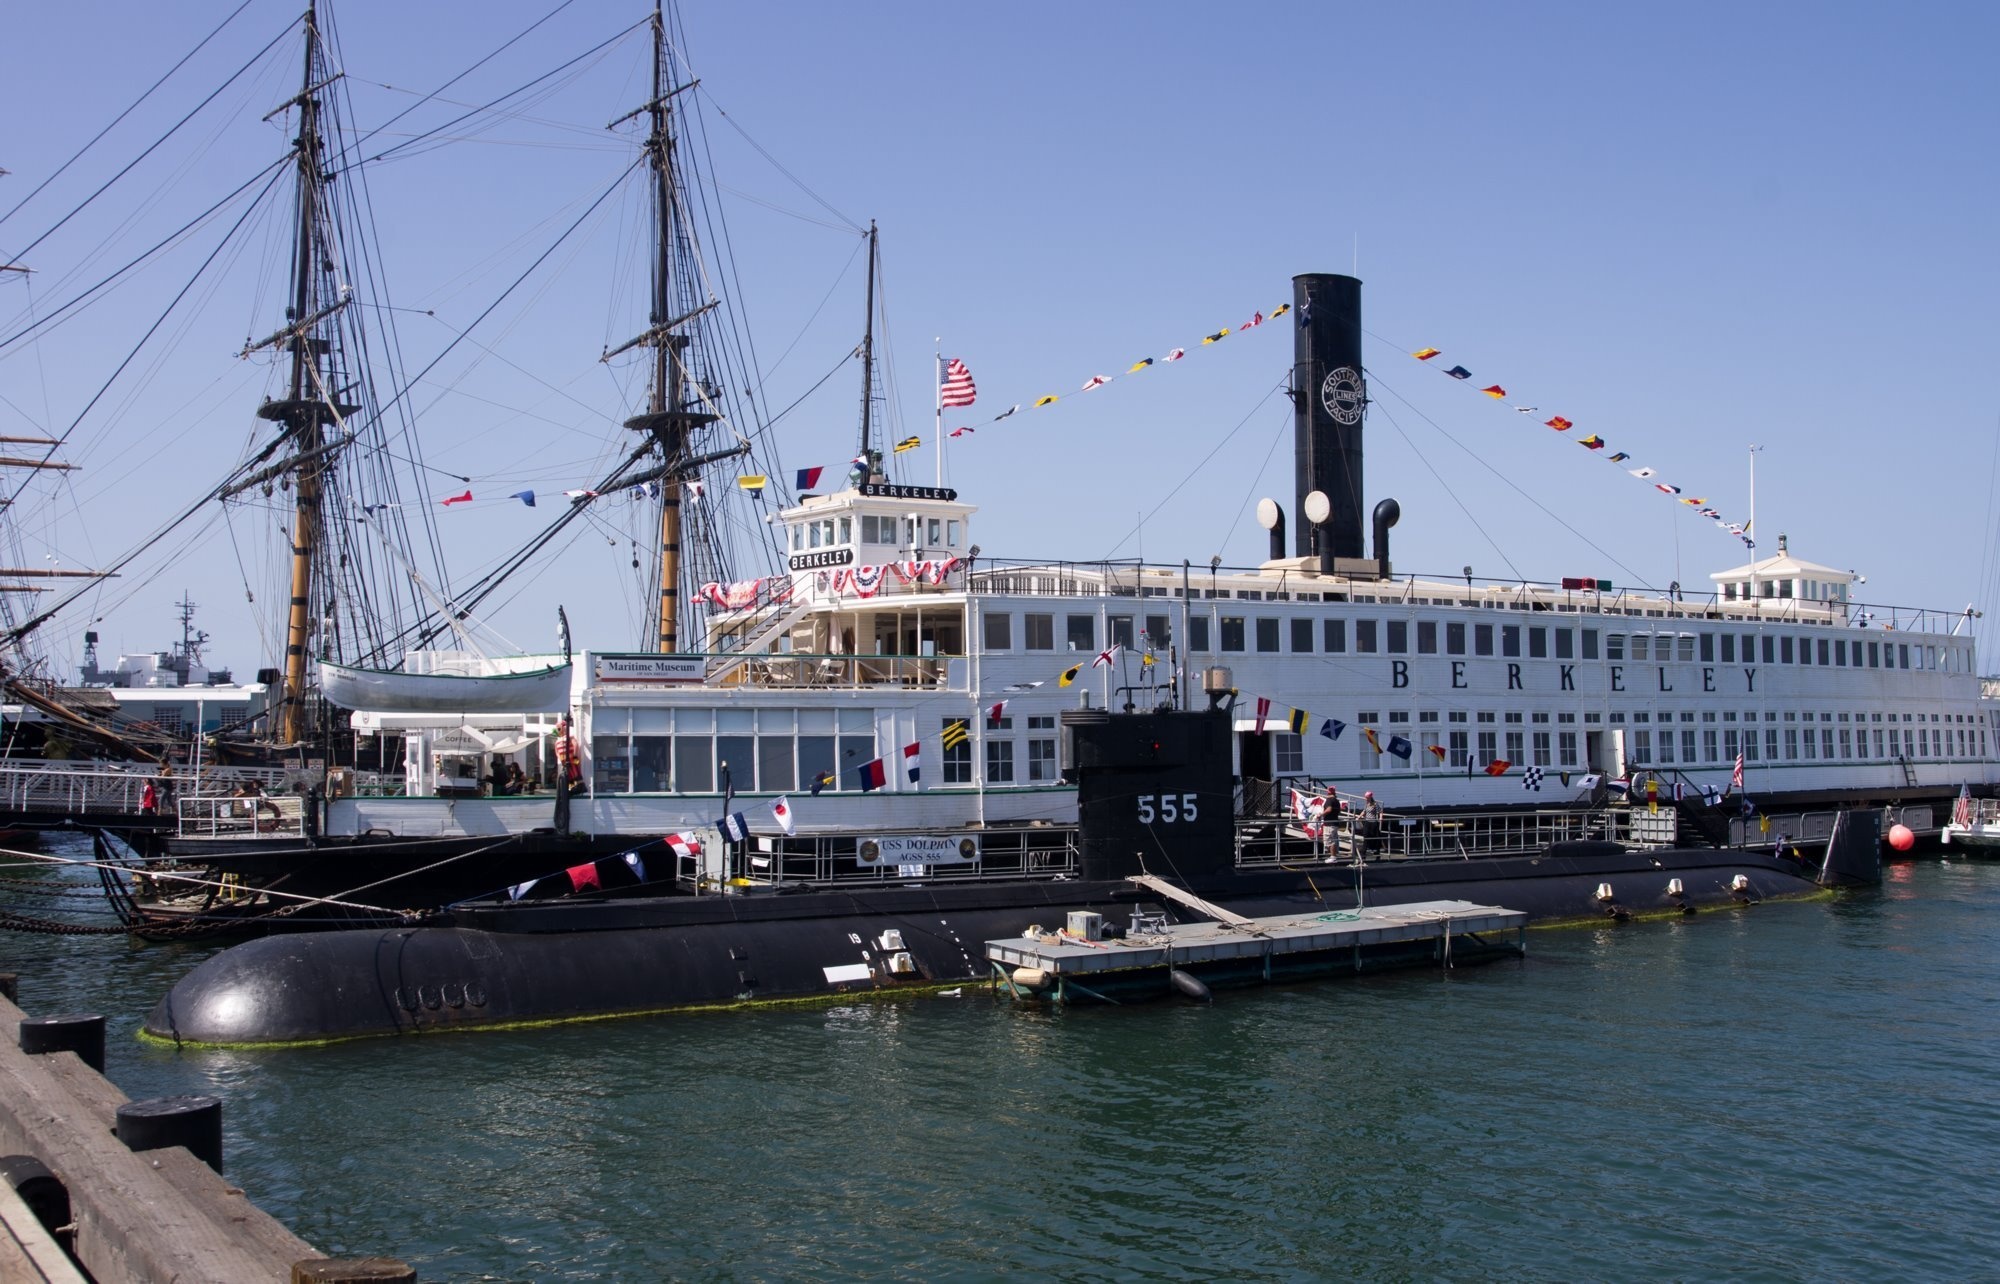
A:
988,898,1528,1003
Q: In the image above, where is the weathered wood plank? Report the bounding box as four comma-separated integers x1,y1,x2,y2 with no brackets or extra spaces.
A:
1,993,324,1283
0,1177,89,1283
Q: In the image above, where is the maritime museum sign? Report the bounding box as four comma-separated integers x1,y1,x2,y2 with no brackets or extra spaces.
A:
594,655,706,684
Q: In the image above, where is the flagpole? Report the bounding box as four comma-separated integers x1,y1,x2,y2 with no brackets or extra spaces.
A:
934,341,944,489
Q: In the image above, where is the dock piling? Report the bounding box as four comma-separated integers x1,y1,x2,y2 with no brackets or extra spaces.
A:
116,1095,224,1174
18,1014,105,1074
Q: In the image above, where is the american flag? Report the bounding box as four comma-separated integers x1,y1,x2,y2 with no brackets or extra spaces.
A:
940,357,977,407
1731,752,1745,791
1954,784,1973,830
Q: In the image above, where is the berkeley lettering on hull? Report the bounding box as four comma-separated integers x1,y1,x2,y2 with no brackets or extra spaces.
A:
594,655,706,684
789,548,853,571
860,482,957,502
858,835,979,865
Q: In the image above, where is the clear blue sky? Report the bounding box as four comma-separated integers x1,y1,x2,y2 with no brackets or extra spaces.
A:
2,1,1996,675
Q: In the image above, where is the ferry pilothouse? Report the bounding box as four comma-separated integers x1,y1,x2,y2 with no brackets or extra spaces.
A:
134,272,1996,929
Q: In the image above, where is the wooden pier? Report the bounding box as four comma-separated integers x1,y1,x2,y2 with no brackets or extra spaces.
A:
988,898,1528,1003
0,975,412,1282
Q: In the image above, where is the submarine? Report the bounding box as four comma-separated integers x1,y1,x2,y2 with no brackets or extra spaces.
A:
144,703,1878,1046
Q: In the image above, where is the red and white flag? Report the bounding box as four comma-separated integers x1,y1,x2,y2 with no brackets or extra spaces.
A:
663,832,702,858
940,357,977,407
987,699,1008,723
903,740,921,783
1092,643,1121,669
1254,697,1271,734
1731,752,1745,791
770,796,796,836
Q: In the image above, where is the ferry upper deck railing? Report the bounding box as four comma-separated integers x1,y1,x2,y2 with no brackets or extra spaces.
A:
667,826,1080,890
175,793,305,839
0,760,314,817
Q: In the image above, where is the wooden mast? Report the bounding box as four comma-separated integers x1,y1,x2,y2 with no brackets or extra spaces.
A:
614,2,715,654
271,3,330,745
857,221,877,460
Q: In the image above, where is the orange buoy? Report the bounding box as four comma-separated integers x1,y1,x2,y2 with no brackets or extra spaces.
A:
1887,824,1915,852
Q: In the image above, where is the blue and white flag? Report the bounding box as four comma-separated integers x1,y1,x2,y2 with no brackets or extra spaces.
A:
507,878,539,901
622,850,647,882
1319,718,1346,741
720,811,750,843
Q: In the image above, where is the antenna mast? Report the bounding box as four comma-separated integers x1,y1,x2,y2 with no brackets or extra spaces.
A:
857,220,877,459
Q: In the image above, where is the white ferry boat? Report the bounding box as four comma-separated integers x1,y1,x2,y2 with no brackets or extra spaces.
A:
286,272,1994,885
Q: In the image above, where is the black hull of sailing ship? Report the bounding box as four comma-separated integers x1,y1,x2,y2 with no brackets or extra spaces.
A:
144,709,1883,1045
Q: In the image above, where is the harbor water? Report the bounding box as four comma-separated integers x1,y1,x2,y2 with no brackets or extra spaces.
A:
4,839,1997,1281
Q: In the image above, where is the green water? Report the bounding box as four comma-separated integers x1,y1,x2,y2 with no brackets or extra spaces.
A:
4,844,1996,1281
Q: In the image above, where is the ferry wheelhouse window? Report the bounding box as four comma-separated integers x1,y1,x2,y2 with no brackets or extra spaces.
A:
1146,615,1172,648
1291,619,1314,653
1474,623,1493,656
1703,633,1718,663
983,613,1013,650
1257,619,1280,652
1356,620,1379,653
1385,621,1408,654
1066,615,1095,652
1416,620,1438,654
1028,715,1058,782
986,737,1014,784
1554,628,1573,660
1324,619,1347,652
1220,617,1246,652
1024,613,1054,651
1446,621,1465,655
1111,616,1135,649
1528,627,1547,659
1501,625,1520,658
1581,629,1599,660
1606,633,1625,660
1188,616,1211,651
943,718,973,784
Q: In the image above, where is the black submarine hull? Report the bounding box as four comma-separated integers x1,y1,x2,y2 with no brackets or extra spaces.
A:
144,843,1845,1046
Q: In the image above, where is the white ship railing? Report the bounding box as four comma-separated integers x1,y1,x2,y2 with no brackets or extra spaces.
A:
671,827,1079,889
175,794,305,839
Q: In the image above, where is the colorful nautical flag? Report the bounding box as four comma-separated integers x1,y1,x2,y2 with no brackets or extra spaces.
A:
1270,304,1291,319
1481,385,1506,399
720,812,751,843
987,700,1008,725
903,741,921,783
563,488,599,500
1035,394,1059,407
796,466,824,490
664,832,702,858
507,878,539,901
622,850,648,881
809,771,835,797
1081,375,1111,391
1577,774,1603,792
1127,358,1155,373
441,490,473,505
1522,766,1544,791
1578,435,1605,450
949,427,974,438
1412,347,1441,361
1544,416,1572,431
1321,718,1345,741
738,475,768,491
1386,735,1413,760
893,436,921,454
1093,643,1121,668
940,357,977,407
856,758,887,792
510,490,536,506
1362,727,1381,754
1655,483,1681,495
1607,452,1630,463
771,796,796,836
1444,366,1472,380
994,405,1020,421
1202,329,1229,344
1630,466,1657,479
1287,707,1309,735
1241,311,1264,329
1484,759,1511,777
941,720,971,748
1163,348,1186,362
1057,663,1082,688
567,861,601,893
1427,744,1448,762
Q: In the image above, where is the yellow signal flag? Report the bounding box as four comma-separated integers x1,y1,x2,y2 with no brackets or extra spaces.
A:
1269,303,1291,319
1202,328,1229,345
1412,347,1441,360
893,435,921,453
1057,663,1082,688
1141,651,1156,667
941,720,969,749
1034,394,1059,408
1126,358,1155,374
737,475,768,491
1286,708,1309,734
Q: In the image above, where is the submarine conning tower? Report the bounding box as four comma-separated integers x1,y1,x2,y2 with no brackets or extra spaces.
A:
1064,707,1235,883
1291,272,1388,574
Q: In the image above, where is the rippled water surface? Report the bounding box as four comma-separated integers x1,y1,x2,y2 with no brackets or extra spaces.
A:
5,842,1997,1281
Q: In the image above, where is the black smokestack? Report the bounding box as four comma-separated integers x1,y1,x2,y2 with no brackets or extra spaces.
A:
1292,273,1364,560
